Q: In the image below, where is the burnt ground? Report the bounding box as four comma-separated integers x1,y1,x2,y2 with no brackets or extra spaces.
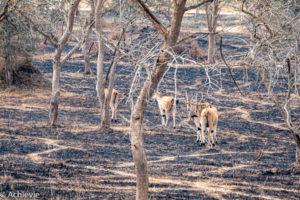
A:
1,15,300,200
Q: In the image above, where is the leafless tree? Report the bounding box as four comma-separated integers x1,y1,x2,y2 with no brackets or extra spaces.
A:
17,0,82,126
47,0,82,126
129,0,213,199
241,0,300,167
94,0,107,128
94,0,126,129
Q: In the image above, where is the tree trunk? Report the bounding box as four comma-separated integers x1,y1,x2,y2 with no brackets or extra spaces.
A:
94,0,107,128
296,137,300,165
95,32,106,126
207,33,215,64
205,0,219,64
4,54,13,85
3,19,13,85
131,52,170,200
49,54,62,126
48,0,81,126
83,27,92,74
101,103,111,128
130,117,148,200
102,47,121,128
130,1,187,199
292,131,300,165
83,0,95,74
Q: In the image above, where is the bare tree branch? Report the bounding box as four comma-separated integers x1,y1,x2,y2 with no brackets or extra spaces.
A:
61,39,83,65
184,0,213,12
131,0,167,39
59,0,81,47
219,36,244,96
61,20,95,65
241,0,258,19
18,10,58,48
0,0,13,22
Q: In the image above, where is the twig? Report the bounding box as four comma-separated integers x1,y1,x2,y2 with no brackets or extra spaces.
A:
219,36,244,96
18,9,58,47
0,0,12,22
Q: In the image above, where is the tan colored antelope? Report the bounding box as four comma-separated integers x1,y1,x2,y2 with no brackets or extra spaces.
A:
104,88,119,122
187,100,218,147
153,92,176,127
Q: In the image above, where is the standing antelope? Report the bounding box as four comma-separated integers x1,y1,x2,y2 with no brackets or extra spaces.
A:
187,100,218,147
104,88,119,122
153,92,176,128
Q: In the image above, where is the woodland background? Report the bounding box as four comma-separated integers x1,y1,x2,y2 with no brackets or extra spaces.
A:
0,0,299,199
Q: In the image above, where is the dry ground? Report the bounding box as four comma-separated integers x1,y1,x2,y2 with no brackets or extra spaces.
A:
1,13,300,200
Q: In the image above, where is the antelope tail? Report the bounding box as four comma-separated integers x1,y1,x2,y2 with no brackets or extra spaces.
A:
206,111,210,127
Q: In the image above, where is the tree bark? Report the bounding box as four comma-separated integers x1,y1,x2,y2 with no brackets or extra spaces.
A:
207,33,215,64
130,1,187,199
49,53,62,126
102,45,121,128
94,0,107,128
83,0,95,74
96,0,124,129
205,0,219,64
3,19,13,85
131,52,170,200
49,0,81,126
294,132,300,165
95,27,105,126
83,27,93,74
4,54,13,85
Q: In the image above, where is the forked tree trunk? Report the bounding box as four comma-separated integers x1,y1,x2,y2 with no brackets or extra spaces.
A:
95,0,124,129
101,47,121,128
49,0,81,126
101,1,125,128
130,1,187,199
94,0,107,128
131,52,170,200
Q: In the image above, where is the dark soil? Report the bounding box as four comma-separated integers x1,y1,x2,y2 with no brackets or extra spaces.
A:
0,15,300,200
